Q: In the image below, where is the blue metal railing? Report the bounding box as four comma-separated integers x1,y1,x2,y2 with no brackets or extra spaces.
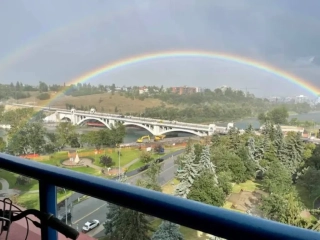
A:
1,153,320,240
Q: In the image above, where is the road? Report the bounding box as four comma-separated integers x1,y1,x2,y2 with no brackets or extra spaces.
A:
65,150,183,236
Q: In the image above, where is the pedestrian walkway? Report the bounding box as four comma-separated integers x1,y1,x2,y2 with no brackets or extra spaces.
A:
0,178,9,191
0,178,20,197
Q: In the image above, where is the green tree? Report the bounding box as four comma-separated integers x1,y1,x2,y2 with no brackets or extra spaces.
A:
108,123,126,146
258,112,267,124
175,148,199,198
193,143,203,163
137,161,162,192
100,155,114,167
198,145,218,184
152,221,183,240
16,175,31,185
297,167,320,198
261,161,292,195
261,105,289,125
7,122,46,155
245,124,254,134
37,92,50,100
0,137,6,152
260,192,307,227
236,146,256,180
217,172,232,196
104,176,153,240
188,171,226,207
39,81,48,92
56,122,77,148
140,151,153,164
284,132,304,175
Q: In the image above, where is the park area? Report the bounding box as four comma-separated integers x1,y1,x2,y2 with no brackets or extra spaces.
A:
0,144,185,210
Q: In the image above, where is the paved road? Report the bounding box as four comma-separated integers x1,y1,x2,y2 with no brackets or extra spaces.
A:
68,151,182,237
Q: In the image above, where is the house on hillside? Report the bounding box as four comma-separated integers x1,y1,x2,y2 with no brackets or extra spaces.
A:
139,86,148,94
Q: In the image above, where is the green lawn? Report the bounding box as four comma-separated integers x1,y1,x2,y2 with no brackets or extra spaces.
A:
17,189,74,210
91,148,141,168
41,151,69,166
232,180,260,193
126,161,145,172
63,166,100,175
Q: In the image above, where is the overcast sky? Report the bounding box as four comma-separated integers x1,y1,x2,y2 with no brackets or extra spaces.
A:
1,0,320,97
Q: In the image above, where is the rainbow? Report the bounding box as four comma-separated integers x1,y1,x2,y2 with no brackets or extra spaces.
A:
40,50,320,108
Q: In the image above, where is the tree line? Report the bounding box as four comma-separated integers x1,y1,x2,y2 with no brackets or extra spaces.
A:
0,108,126,155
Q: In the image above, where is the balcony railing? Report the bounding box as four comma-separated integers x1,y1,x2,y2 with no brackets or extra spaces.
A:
1,152,320,240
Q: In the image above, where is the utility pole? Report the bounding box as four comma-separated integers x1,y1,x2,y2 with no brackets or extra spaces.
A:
63,189,68,225
118,146,121,179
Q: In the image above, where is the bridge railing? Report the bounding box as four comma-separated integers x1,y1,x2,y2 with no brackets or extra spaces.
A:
1,153,319,240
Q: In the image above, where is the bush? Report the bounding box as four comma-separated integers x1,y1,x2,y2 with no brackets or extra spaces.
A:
37,92,50,100
16,175,31,185
140,151,153,164
100,155,115,167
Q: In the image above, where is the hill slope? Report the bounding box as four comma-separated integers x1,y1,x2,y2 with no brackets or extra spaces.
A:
17,92,170,114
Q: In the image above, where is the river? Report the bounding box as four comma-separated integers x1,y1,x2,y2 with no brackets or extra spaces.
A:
1,112,320,142
0,126,193,144
234,112,320,129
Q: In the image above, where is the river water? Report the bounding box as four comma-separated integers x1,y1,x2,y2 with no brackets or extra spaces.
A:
1,112,320,142
0,126,192,144
234,112,320,129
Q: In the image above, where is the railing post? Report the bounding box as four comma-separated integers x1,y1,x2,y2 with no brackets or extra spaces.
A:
39,181,57,240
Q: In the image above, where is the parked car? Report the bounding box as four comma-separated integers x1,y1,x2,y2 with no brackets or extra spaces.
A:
155,158,164,164
82,219,100,232
58,212,72,222
138,164,150,172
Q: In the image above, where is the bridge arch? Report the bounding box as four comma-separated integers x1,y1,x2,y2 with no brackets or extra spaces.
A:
123,122,154,135
60,116,72,122
159,129,206,137
77,117,111,129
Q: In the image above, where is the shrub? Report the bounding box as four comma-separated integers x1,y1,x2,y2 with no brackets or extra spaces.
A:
37,92,50,100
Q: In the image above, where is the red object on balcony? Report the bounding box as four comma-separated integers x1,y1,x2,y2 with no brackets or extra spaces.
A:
0,201,96,240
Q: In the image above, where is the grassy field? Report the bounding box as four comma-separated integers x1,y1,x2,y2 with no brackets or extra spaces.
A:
231,180,260,193
88,148,141,168
17,92,172,114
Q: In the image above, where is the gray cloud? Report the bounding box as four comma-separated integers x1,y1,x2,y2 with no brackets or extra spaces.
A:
1,0,320,97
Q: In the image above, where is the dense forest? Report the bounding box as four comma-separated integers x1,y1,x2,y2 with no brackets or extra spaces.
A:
102,123,320,239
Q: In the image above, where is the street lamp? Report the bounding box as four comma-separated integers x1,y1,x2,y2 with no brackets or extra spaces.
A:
63,189,68,225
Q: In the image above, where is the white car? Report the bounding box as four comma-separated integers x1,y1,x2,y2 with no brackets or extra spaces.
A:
82,220,100,232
